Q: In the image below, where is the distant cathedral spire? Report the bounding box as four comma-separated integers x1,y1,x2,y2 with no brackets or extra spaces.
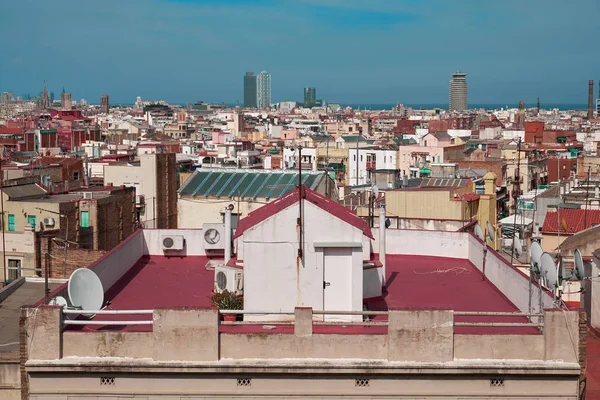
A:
40,80,50,109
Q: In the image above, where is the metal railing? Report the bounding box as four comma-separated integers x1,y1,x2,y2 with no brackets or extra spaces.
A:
453,311,544,328
61,309,153,326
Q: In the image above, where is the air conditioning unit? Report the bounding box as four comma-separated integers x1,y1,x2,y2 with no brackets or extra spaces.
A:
202,223,225,250
43,217,55,226
214,265,243,294
82,192,93,199
162,235,185,251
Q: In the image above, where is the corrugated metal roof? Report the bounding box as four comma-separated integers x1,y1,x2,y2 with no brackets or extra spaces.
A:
3,184,47,200
420,178,469,188
179,168,326,199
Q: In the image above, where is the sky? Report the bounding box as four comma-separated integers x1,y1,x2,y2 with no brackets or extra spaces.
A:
1,0,599,105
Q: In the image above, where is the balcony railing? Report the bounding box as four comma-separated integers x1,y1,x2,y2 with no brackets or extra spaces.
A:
366,161,376,169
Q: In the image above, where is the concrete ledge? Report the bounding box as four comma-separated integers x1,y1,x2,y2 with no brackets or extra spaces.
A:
388,310,453,362
0,277,25,303
544,310,579,363
152,308,218,361
294,307,312,337
25,306,62,361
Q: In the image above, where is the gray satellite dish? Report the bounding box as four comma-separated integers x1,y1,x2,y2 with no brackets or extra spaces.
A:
530,241,543,275
474,223,484,241
573,248,584,280
48,295,68,307
486,221,495,242
540,252,558,290
371,183,379,198
68,268,104,317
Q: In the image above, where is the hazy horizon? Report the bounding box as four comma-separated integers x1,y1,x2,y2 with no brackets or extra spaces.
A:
1,0,599,105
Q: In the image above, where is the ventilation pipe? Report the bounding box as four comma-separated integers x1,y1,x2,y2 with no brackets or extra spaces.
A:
379,205,386,287
224,208,232,263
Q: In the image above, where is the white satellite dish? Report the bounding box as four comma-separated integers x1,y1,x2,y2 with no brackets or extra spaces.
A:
371,183,379,198
474,223,484,240
486,221,495,242
530,241,543,275
540,252,558,290
573,248,584,280
68,268,104,317
513,237,523,257
48,295,68,307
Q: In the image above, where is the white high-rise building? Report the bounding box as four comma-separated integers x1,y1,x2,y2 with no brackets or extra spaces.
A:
449,71,468,111
257,70,271,110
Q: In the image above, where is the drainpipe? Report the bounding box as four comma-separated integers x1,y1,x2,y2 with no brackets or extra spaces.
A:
379,205,386,287
224,208,232,263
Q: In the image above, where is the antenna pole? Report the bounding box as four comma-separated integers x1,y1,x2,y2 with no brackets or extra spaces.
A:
356,134,360,186
510,138,522,265
584,166,591,228
557,154,561,255
297,145,303,260
482,228,487,281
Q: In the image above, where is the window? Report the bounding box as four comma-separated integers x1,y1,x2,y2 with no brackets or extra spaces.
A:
424,140,428,147
80,211,89,228
7,214,15,232
28,215,36,230
73,171,80,180
360,155,363,162
8,259,21,281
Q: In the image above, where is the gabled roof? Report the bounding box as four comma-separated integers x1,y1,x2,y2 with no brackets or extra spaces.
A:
3,184,47,200
542,208,600,234
234,187,373,239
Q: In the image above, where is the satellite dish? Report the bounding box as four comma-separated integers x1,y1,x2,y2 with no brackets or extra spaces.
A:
540,252,558,289
530,241,543,275
474,223,484,240
68,268,104,317
573,248,584,280
371,183,379,198
48,296,68,307
486,221,495,242
513,237,523,257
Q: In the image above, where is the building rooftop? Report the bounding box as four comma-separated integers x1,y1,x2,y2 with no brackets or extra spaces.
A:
541,208,600,234
0,280,61,352
179,168,327,199
60,252,535,336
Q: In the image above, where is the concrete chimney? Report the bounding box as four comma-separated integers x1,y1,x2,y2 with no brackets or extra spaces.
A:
379,206,386,287
224,208,232,263
589,80,594,120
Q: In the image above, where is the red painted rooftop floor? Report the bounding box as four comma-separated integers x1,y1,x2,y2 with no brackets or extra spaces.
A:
69,254,538,335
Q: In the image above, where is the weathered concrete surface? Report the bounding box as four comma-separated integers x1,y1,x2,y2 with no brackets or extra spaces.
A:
26,306,62,360
294,307,312,337
388,310,453,362
152,308,218,361
454,334,544,360
62,332,153,359
220,333,387,360
544,310,579,363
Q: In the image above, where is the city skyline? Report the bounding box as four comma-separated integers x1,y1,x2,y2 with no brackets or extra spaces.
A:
1,0,599,104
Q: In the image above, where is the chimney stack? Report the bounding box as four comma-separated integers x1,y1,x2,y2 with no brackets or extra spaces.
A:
589,80,594,120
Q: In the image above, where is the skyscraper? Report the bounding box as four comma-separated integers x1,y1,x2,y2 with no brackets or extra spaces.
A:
243,72,257,108
449,71,468,111
101,94,110,114
304,87,316,108
257,71,271,110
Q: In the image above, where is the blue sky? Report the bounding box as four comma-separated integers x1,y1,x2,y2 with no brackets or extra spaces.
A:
1,0,598,105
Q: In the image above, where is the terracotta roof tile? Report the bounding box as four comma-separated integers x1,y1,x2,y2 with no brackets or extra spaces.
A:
541,208,600,234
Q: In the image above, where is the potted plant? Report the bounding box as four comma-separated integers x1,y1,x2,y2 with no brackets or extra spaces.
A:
210,290,243,322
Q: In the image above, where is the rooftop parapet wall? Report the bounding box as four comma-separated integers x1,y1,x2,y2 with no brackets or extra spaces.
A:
24,308,580,366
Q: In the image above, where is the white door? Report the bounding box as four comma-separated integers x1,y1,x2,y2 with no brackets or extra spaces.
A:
323,247,352,321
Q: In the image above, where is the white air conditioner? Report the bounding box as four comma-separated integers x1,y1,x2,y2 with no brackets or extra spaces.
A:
43,217,55,226
214,265,243,294
202,223,225,250
82,192,93,199
162,235,185,251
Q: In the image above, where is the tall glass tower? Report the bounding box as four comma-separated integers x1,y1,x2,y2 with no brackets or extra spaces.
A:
243,72,257,108
449,71,468,111
304,87,316,107
257,71,271,110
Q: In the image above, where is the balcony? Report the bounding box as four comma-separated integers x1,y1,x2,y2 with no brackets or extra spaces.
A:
366,161,376,169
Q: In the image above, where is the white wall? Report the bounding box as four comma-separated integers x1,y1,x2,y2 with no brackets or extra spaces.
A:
372,229,469,259
467,234,554,314
242,202,364,321
91,230,145,292
142,229,207,256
